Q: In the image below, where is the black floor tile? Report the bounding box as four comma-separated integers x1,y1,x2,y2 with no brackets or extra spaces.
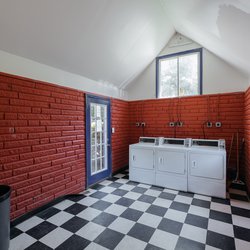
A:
206,231,235,250
94,228,124,249
230,193,249,202
112,189,128,196
191,198,210,209
64,203,87,215
91,200,112,211
26,221,57,240
185,214,208,229
170,201,190,213
56,234,91,250
92,212,117,227
107,177,119,182
159,192,176,201
10,227,23,239
158,218,183,235
91,183,105,190
120,208,143,221
146,205,167,217
90,191,108,199
211,197,230,205
234,225,250,242
145,244,165,250
122,175,129,179
126,180,139,186
138,194,156,204
37,207,61,220
175,237,205,250
128,223,155,242
150,185,164,191
61,216,88,233
132,186,147,194
67,195,86,202
108,182,123,188
26,241,53,250
178,191,194,197
115,197,134,207
231,206,250,218
209,210,232,223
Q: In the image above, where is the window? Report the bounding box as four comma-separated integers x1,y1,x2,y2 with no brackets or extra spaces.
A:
156,48,202,98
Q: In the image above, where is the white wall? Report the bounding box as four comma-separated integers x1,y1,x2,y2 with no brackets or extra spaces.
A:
0,50,128,99
126,33,249,100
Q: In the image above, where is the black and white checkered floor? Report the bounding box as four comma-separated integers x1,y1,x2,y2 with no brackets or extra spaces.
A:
10,170,250,250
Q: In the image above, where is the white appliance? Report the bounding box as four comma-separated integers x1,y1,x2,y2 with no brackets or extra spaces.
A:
188,139,226,199
155,138,190,191
129,137,156,185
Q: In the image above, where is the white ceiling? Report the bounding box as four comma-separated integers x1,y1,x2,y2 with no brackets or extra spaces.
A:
0,0,249,90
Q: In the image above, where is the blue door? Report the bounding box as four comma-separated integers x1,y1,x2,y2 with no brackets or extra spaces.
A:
86,95,112,187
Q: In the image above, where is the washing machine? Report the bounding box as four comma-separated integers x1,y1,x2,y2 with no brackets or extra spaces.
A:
155,138,191,191
129,137,157,185
188,139,226,198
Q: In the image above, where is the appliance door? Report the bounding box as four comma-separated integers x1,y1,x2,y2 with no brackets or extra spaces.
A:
189,151,224,180
130,147,154,170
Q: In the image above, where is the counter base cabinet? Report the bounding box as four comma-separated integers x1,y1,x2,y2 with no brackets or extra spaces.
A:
129,146,155,185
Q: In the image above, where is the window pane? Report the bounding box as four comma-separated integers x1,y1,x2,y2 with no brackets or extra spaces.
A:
179,53,199,96
159,58,178,98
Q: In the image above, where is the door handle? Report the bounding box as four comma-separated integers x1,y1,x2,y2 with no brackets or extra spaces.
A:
132,155,136,161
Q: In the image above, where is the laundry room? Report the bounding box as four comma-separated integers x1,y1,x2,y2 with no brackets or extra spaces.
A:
0,1,250,250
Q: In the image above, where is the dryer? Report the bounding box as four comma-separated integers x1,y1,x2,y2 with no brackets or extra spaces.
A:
188,139,226,198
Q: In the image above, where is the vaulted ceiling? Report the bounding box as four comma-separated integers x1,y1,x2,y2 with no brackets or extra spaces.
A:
0,0,249,91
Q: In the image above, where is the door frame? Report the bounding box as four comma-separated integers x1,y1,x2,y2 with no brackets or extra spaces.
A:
85,94,112,188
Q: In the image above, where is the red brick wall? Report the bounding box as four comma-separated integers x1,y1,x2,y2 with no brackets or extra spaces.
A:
111,99,129,172
244,87,250,193
0,73,86,219
129,93,245,170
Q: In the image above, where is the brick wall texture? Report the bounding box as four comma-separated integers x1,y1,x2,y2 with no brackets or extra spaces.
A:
244,87,250,194
0,72,248,219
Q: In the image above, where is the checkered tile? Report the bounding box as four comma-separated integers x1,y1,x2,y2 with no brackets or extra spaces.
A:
10,169,250,250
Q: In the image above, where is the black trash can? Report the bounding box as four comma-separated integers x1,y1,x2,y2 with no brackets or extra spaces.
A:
0,185,11,250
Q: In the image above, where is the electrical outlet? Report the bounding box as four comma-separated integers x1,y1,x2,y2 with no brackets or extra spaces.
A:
135,122,140,127
169,122,175,127
141,122,146,127
176,121,183,127
206,121,212,128
215,122,222,128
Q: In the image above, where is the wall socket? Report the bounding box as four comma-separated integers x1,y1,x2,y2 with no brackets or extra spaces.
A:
169,122,175,127
135,122,140,127
206,121,212,128
141,122,146,127
176,121,183,127
215,122,222,128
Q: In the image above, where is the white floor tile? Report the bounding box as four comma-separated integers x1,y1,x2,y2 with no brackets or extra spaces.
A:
180,224,207,244
99,180,113,186
208,219,234,237
194,194,212,202
123,191,141,200
15,216,44,232
210,202,231,214
149,229,178,249
83,188,97,196
164,208,187,223
85,242,109,250
53,199,75,210
235,238,250,250
101,194,120,203
114,174,125,178
153,197,172,208
115,235,147,250
76,222,105,241
109,217,135,234
40,227,72,249
47,211,74,226
163,188,179,194
100,186,117,194
232,214,250,229
230,199,250,210
77,207,101,221
137,183,151,189
9,233,36,250
145,189,161,197
205,245,221,250
129,200,151,212
115,178,129,184
104,204,127,216
188,205,210,218
78,196,99,206
138,212,162,228
174,195,193,204
119,184,134,191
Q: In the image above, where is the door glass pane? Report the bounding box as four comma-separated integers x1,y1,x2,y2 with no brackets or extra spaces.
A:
90,103,108,175
179,53,199,96
159,58,178,98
